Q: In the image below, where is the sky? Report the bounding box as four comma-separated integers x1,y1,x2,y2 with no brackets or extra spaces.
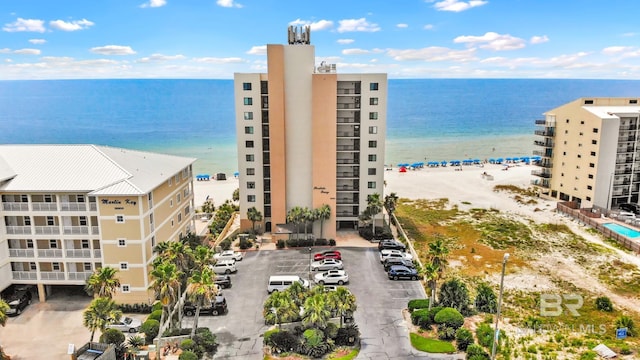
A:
1,0,639,80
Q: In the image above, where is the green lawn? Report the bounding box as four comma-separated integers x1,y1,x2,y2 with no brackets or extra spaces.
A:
327,348,359,360
410,333,456,353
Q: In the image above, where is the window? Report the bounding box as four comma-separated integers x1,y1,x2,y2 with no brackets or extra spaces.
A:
174,174,180,183
247,181,256,189
566,119,570,123
118,239,126,247
79,216,87,226
116,215,125,223
368,181,376,189
248,195,256,202
171,219,174,227
579,132,584,136
168,177,172,186
151,236,156,248
630,99,638,104
588,174,594,179
580,121,585,125
49,239,58,249
120,262,128,270
77,195,85,203
81,239,89,249
370,97,378,105
178,213,182,222
590,151,596,156
368,168,376,175
47,216,55,226
587,185,593,190
368,140,377,148
29,262,36,271
369,126,378,134
246,154,255,162
584,100,594,104
184,206,190,216
52,262,60,271
368,154,377,161
589,163,595,168
84,263,92,271
244,111,253,120
586,196,592,201
243,97,253,105
564,130,568,134
247,168,255,175
44,194,53,203
24,216,31,226
242,82,252,91
184,188,189,197
577,154,582,158
245,126,254,134
370,83,379,91
593,128,599,133
121,284,131,293
26,240,33,248
246,140,254,148
177,193,181,203
592,140,597,145
21,194,28,202
369,112,378,120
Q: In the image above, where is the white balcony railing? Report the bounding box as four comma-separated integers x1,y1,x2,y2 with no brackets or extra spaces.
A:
2,202,29,211
68,272,92,281
61,203,87,211
32,203,58,211
66,249,93,258
63,226,90,235
93,249,102,258
91,226,100,235
9,249,35,257
35,226,60,235
89,202,98,211
12,271,37,280
37,249,63,258
41,272,65,280
6,226,31,234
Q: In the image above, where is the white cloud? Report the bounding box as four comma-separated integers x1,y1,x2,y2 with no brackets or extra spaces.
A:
602,46,640,58
90,45,136,55
621,32,637,37
387,46,477,62
3,18,46,33
342,48,370,55
246,45,266,55
430,0,488,12
0,48,11,53
423,24,434,30
140,0,167,8
41,56,75,62
396,23,408,28
191,57,244,64
289,19,333,31
216,0,243,8
337,18,380,33
29,39,46,44
337,39,355,45
137,54,186,63
530,35,549,44
13,48,41,55
49,19,94,31
454,32,526,51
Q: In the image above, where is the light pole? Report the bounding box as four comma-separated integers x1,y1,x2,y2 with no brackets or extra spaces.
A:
491,252,509,360
308,247,312,281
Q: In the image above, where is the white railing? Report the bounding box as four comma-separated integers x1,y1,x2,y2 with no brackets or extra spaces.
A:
63,226,89,235
68,272,92,281
41,272,65,280
38,249,63,258
35,226,60,235
32,203,58,211
66,249,93,258
61,203,87,211
12,271,37,280
91,226,100,235
6,226,31,234
9,249,34,257
93,249,102,258
2,202,29,211
89,203,97,211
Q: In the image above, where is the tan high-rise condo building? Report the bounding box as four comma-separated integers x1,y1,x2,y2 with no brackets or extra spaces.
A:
0,145,195,304
532,97,640,210
234,26,387,239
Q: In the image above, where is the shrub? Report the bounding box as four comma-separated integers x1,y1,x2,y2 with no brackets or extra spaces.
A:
619,344,631,355
239,236,253,250
475,283,497,313
303,328,324,346
219,238,232,251
335,324,360,346
439,278,473,316
99,328,125,345
411,309,431,329
276,239,285,249
437,325,457,340
329,239,336,246
434,307,465,329
456,328,474,351
595,296,613,312
314,238,328,246
324,322,339,340
140,319,159,344
614,315,636,336
193,327,217,355
476,323,493,348
178,351,198,360
466,344,490,360
286,239,299,248
270,330,300,353
579,350,597,360
147,309,163,322
264,328,279,346
408,299,430,311
180,339,196,353
151,301,163,312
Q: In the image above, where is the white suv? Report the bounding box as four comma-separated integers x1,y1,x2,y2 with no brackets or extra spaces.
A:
210,259,237,274
379,249,413,263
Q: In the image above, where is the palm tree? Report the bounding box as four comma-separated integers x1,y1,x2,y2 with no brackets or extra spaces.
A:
185,267,219,338
264,291,299,328
286,281,308,308
302,207,315,240
156,240,193,325
85,267,121,299
287,206,304,240
315,204,331,239
384,192,399,221
328,287,357,327
82,297,122,342
423,262,439,311
0,299,9,327
149,262,182,334
367,193,383,236
191,245,215,272
247,206,263,233
303,293,332,329
427,235,450,302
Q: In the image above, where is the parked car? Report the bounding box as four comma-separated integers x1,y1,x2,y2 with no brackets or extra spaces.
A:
213,250,243,261
4,289,32,317
183,296,228,316
106,317,142,333
214,274,232,289
314,270,349,285
378,239,407,252
313,250,342,261
379,249,413,263
310,258,343,271
383,258,415,272
619,203,640,215
388,265,419,281
210,259,237,274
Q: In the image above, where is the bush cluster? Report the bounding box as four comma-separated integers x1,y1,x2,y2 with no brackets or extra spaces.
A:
285,238,333,248
140,319,159,344
455,328,474,351
595,296,613,312
358,226,393,241
264,324,359,356
407,299,430,311
466,344,490,359
239,236,254,250
219,237,232,250
276,239,286,249
209,201,238,238
116,303,154,313
99,328,125,345
410,306,443,329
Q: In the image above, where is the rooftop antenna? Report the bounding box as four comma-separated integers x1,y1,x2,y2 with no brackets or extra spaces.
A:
287,25,311,45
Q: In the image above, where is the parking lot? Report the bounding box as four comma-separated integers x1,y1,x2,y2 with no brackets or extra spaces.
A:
188,246,428,359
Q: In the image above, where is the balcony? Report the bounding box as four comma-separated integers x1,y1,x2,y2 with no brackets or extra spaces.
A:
336,211,358,217
32,203,58,211
337,159,359,164
9,248,35,257
534,129,555,137
337,104,359,110
34,226,60,235
61,202,87,211
68,272,92,281
337,172,358,178
533,140,554,148
6,226,31,235
337,131,360,137
12,271,37,280
2,202,29,211
337,145,359,151
92,226,100,235
63,226,90,235
41,272,65,280
38,249,63,258
337,117,359,124
533,149,553,158
336,198,358,204
337,185,359,191
535,161,553,169
66,249,94,258
94,249,102,258
89,203,97,211
530,179,550,188
535,119,547,125
531,170,552,178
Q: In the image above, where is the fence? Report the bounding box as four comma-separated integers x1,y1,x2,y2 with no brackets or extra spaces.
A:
557,202,640,253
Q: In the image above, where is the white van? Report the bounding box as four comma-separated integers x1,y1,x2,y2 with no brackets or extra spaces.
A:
267,275,310,293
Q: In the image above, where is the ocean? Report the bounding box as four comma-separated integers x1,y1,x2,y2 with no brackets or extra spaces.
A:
1,78,640,175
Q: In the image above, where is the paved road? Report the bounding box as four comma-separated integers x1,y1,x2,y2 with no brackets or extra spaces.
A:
185,247,462,360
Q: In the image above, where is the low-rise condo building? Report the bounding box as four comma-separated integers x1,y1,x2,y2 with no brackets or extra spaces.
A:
532,97,640,209
0,145,195,304
233,26,387,239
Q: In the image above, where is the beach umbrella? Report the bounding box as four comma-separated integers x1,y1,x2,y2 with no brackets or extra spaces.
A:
399,167,407,173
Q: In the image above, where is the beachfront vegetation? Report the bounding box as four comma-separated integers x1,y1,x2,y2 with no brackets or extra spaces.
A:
394,195,640,359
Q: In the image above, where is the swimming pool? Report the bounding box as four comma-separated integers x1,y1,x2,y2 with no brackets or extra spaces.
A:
603,223,640,238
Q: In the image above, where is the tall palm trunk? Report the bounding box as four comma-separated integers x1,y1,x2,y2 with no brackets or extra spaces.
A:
190,302,202,339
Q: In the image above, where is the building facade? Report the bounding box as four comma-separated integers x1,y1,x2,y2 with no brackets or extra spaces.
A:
532,97,640,209
0,145,195,304
233,27,387,239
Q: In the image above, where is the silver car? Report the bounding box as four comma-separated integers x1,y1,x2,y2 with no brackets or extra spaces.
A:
106,316,142,333
310,258,343,271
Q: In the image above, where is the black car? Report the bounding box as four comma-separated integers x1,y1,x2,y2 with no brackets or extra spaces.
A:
4,288,33,316
388,265,419,281
619,203,640,215
378,239,407,252
183,296,228,316
383,258,415,272
214,275,232,289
